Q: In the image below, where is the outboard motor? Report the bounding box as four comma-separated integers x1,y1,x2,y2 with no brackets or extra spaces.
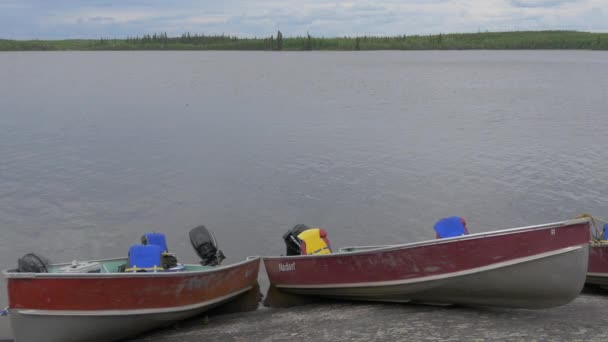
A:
189,225,225,266
282,224,311,256
17,253,49,273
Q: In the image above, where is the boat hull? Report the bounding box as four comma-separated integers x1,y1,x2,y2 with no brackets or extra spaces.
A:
587,243,608,287
263,219,590,309
4,257,260,342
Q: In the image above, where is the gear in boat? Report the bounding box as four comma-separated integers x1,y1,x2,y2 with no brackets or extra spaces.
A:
281,216,469,256
433,216,469,238
17,253,50,273
576,213,608,243
282,224,332,256
14,225,225,274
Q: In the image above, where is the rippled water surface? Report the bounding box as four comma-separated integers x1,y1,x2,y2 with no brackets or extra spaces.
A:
1,50,607,337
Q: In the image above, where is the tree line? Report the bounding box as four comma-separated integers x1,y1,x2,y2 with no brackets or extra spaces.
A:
1,31,607,51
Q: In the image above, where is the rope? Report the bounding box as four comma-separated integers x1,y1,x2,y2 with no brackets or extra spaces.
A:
575,214,607,242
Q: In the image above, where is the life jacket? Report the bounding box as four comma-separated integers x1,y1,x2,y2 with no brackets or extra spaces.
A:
297,228,332,255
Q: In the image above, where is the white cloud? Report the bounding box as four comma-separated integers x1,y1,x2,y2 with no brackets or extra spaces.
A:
54,8,169,24
1,0,607,39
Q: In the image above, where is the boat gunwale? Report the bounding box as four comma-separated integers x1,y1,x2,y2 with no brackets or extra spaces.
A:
262,218,590,260
2,256,260,279
587,272,608,277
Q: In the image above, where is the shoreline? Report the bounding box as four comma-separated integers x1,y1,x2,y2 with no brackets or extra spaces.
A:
2,31,607,51
134,288,608,342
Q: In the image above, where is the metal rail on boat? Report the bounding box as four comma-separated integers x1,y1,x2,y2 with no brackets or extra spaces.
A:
338,218,590,254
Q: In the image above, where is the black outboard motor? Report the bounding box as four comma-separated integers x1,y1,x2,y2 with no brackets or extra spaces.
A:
17,253,49,273
282,224,310,256
189,225,225,266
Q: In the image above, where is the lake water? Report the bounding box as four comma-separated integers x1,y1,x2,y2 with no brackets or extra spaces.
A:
1,50,608,338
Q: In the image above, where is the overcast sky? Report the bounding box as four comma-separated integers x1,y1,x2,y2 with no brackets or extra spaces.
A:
1,0,607,39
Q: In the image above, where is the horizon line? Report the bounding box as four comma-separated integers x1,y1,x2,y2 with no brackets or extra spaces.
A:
2,29,607,41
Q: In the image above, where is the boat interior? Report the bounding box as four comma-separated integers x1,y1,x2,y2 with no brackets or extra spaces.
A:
10,225,227,274
45,259,216,274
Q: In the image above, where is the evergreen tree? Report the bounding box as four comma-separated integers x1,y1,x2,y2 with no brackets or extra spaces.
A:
277,30,283,50
305,33,312,50
355,37,360,50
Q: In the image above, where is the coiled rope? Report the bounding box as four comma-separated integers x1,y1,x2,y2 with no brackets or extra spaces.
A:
575,213,606,242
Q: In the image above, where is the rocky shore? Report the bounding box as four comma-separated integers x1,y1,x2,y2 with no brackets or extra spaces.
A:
134,287,608,342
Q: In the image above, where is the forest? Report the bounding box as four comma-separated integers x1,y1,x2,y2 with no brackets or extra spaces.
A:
1,31,607,51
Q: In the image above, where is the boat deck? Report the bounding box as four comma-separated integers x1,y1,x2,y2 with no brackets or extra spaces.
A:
44,259,215,274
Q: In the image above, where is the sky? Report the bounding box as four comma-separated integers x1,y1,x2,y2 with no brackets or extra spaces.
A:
1,0,607,39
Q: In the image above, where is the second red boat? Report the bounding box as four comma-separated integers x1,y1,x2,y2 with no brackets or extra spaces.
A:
264,218,590,309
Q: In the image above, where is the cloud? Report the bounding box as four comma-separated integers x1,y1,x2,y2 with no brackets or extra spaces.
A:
87,16,115,23
0,0,606,39
510,0,575,8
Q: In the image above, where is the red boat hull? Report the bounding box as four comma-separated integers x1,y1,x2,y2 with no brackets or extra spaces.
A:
264,219,590,309
587,244,608,287
4,257,260,342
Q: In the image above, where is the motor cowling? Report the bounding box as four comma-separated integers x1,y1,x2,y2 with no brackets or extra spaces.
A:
282,224,311,256
189,225,225,266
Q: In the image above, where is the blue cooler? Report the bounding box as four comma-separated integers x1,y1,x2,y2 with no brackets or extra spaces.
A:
128,244,163,270
142,233,168,252
434,216,468,238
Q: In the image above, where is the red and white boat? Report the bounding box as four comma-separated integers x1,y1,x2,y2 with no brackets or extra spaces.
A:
3,226,260,342
579,215,608,288
263,218,590,309
588,242,608,287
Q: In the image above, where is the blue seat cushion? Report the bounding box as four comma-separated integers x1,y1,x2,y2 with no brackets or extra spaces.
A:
434,216,468,238
128,244,162,268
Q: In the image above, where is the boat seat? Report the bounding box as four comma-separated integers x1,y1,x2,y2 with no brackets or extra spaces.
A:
142,232,168,253
434,216,469,238
127,244,163,271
